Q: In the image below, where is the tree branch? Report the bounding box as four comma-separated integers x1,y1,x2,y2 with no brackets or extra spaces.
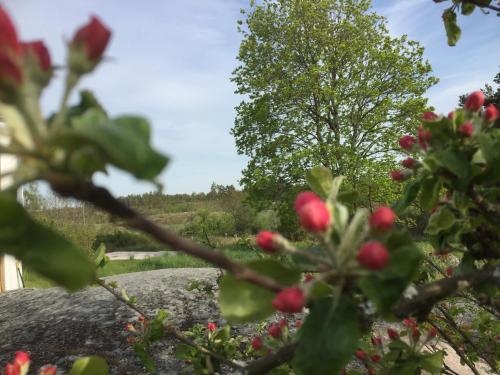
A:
244,342,298,375
393,266,500,320
48,174,285,293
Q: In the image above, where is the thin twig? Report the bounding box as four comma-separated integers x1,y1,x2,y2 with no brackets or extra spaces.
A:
244,342,298,375
96,278,244,370
428,320,480,375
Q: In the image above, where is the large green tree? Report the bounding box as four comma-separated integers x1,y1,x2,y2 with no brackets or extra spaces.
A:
232,0,438,234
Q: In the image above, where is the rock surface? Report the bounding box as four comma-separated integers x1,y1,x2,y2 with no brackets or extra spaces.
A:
0,268,221,374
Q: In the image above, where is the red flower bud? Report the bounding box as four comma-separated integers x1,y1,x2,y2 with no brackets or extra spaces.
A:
446,266,454,277
21,40,51,72
256,231,279,253
427,327,438,339
402,157,416,169
458,122,473,137
369,207,396,232
298,200,330,232
447,111,454,120
412,327,421,339
268,323,282,338
272,287,305,313
403,318,417,328
4,363,19,375
355,349,367,360
279,319,288,329
390,170,408,182
72,16,111,61
125,323,135,332
422,111,438,121
295,319,302,328
0,52,22,84
304,273,314,283
251,336,263,350
371,336,382,346
339,369,347,375
371,354,381,363
0,6,21,55
464,91,484,111
14,352,30,367
387,328,399,340
207,322,217,332
483,104,498,122
40,365,57,375
418,126,432,150
368,367,376,375
138,315,145,322
357,241,389,270
294,191,321,212
399,135,416,151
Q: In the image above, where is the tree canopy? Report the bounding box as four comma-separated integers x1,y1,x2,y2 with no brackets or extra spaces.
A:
231,0,438,232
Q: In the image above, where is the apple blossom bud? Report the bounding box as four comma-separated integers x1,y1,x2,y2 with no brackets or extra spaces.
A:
207,322,217,332
256,231,279,253
403,318,417,328
390,170,409,182
357,241,390,270
418,126,432,150
371,336,382,346
422,111,438,121
446,266,454,277
21,41,51,72
402,157,416,169
371,354,381,363
483,104,498,122
298,200,330,232
427,327,438,339
464,91,484,111
387,328,399,340
279,319,288,329
251,336,263,350
412,327,421,339
304,273,314,282
458,122,473,137
369,207,396,232
268,323,282,338
272,287,305,313
40,365,57,375
294,191,321,212
295,319,302,328
355,349,367,360
4,363,18,375
0,7,23,102
399,135,416,151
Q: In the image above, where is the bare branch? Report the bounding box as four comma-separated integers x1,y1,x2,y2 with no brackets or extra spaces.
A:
244,342,298,375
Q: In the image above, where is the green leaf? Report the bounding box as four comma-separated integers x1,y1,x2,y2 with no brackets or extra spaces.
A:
392,180,421,214
337,190,359,204
420,177,441,210
461,3,475,15
148,309,169,343
218,259,300,324
61,109,168,182
133,344,156,374
293,297,360,375
306,166,333,198
434,148,470,180
0,193,95,291
94,243,108,268
476,133,500,184
425,207,455,235
327,176,345,202
419,351,444,374
443,8,461,46
69,356,109,375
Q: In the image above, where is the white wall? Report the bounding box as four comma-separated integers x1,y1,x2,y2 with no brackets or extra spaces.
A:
0,126,24,291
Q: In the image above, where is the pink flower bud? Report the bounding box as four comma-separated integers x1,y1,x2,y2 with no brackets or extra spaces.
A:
72,16,111,61
390,170,409,182
418,126,432,150
368,367,376,375
369,207,396,232
268,323,282,338
422,111,438,120
446,266,454,277
4,363,19,375
40,365,57,375
294,191,321,212
357,241,389,270
387,328,399,340
412,327,421,339
371,336,382,346
207,322,217,332
483,104,498,122
279,319,288,329
402,157,416,169
304,273,314,282
458,122,473,137
251,336,263,350
399,135,416,151
256,231,279,253
403,318,417,328
298,200,330,232
447,111,454,120
371,354,381,363
21,40,51,72
295,319,302,328
0,6,21,55
464,91,484,111
355,349,367,360
427,327,438,339
14,352,30,367
272,287,305,313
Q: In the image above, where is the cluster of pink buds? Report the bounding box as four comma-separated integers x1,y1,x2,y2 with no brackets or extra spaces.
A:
0,6,111,102
353,348,379,375
3,352,56,375
392,91,498,182
125,315,149,345
251,318,301,353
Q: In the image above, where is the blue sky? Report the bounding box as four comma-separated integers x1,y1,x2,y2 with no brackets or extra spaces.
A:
3,0,499,196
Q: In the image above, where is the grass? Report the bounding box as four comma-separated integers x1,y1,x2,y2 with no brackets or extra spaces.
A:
23,246,262,289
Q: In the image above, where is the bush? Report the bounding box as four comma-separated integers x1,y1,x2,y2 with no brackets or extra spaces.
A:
91,230,164,253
